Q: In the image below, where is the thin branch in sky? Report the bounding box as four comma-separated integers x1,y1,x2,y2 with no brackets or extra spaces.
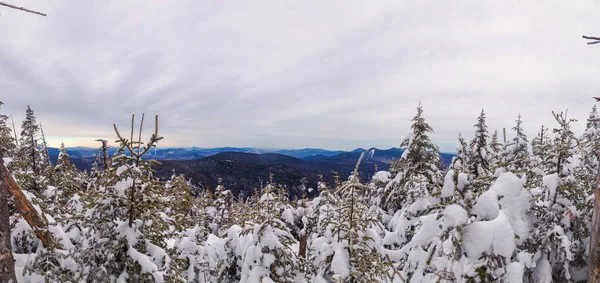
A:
583,35,600,45
0,1,46,17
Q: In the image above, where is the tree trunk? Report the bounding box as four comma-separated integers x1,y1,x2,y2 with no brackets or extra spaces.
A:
588,161,600,282
0,157,17,282
1,162,58,249
299,235,307,259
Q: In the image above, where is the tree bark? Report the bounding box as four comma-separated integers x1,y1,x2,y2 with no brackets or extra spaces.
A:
0,157,17,282
588,160,600,282
1,162,58,249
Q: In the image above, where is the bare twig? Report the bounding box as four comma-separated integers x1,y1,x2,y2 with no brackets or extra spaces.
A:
0,1,46,16
9,113,17,147
583,35,600,45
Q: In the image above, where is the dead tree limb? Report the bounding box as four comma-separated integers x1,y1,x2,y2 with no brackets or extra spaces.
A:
1,162,58,249
0,1,46,16
0,154,16,283
583,35,600,45
9,113,18,147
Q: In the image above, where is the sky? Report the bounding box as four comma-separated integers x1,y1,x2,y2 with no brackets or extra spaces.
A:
1,1,600,152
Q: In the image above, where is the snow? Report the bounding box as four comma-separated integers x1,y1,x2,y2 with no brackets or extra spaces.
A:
463,211,515,260
127,245,163,282
504,262,524,283
441,169,455,198
116,165,128,176
443,204,468,227
543,173,560,201
533,257,552,283
330,244,350,280
373,171,391,183
471,190,499,219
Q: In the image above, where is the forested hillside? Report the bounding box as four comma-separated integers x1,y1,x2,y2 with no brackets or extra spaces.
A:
0,100,598,282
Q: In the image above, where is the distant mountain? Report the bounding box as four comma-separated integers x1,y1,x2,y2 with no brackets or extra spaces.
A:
53,146,455,198
152,151,391,199
48,146,351,163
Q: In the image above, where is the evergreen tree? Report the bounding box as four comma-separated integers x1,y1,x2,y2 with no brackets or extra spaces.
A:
528,125,552,190
469,109,491,179
211,177,233,236
52,143,84,208
10,105,46,193
526,111,584,282
0,101,16,157
441,134,473,208
505,114,530,175
222,181,300,282
78,115,183,281
315,153,393,282
489,129,502,168
384,104,444,212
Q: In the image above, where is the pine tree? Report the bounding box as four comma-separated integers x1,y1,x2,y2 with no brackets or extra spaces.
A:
505,115,530,175
384,104,444,212
10,105,46,193
211,177,233,236
526,111,583,282
0,101,16,157
315,153,393,282
441,134,473,208
469,109,491,179
78,115,182,281
489,129,502,168
529,125,552,188
52,143,84,208
222,180,300,282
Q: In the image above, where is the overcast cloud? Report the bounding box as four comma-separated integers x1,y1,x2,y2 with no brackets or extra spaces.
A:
1,0,600,152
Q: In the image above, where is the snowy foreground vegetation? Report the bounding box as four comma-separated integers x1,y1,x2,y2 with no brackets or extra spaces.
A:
0,100,599,283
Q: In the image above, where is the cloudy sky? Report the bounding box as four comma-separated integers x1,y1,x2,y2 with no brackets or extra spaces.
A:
1,0,600,152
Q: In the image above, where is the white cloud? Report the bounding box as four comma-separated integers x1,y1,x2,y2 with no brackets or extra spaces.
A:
1,0,600,151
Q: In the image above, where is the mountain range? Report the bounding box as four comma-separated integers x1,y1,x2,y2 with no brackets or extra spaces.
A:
48,146,454,198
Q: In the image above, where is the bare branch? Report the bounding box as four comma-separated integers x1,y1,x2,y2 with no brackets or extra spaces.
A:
0,1,46,16
137,113,145,158
8,113,17,147
583,35,600,45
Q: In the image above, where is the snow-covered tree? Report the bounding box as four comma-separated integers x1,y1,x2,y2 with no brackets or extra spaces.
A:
0,101,16,157
52,143,85,208
525,111,586,282
9,105,47,193
505,115,530,175
314,153,393,282
469,110,491,179
78,115,184,281
441,134,472,207
489,129,503,168
211,177,233,236
384,104,444,212
221,181,300,282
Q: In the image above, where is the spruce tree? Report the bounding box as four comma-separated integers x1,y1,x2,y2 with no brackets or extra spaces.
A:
505,114,530,175
10,105,46,193
441,134,473,208
52,143,84,208
469,109,491,179
489,129,502,168
79,115,183,281
211,177,233,236
223,181,300,282
529,125,552,188
384,104,444,212
526,111,583,281
0,101,16,158
316,153,393,282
